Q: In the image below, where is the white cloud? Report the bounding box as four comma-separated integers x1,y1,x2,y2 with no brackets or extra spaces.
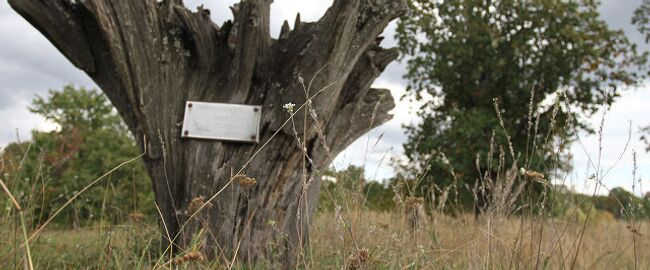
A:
184,0,333,37
0,98,57,145
566,85,650,196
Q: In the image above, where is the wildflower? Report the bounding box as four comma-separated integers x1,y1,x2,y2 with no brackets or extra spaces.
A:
283,102,295,114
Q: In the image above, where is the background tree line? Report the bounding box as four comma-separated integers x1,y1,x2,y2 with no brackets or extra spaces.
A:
0,86,153,228
320,165,650,221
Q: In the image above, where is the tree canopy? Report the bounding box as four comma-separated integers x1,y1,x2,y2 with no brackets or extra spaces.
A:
633,0,650,151
396,0,648,210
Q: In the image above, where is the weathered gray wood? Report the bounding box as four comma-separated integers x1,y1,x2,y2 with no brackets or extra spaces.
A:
10,0,405,266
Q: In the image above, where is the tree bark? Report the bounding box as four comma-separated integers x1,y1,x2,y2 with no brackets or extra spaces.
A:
10,0,405,266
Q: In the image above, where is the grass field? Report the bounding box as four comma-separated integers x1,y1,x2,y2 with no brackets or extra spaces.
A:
1,209,647,269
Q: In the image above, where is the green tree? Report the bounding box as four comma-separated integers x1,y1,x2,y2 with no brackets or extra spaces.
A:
608,187,646,219
396,0,647,211
633,0,650,44
319,166,395,212
1,86,153,227
633,0,650,152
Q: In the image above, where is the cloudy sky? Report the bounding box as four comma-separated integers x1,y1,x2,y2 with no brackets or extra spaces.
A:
1,0,648,196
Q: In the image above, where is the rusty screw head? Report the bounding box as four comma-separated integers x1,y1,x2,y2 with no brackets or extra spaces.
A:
188,103,193,108
253,107,259,112
184,130,189,136
251,135,257,140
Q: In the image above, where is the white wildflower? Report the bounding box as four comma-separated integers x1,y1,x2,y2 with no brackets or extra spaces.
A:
283,102,295,114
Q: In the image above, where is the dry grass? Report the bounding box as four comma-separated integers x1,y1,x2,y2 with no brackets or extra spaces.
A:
1,210,647,269
310,210,649,269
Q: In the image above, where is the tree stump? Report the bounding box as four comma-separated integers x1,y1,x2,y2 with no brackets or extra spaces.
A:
10,0,405,266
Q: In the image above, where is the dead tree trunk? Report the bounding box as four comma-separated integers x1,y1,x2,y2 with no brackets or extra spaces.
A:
10,0,404,266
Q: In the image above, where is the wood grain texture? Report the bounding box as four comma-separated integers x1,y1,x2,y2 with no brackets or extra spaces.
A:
10,0,405,266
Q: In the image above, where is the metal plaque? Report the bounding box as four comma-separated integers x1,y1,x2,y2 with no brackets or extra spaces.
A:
180,101,262,143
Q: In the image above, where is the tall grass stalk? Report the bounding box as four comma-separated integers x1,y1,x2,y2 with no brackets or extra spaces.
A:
1,178,33,270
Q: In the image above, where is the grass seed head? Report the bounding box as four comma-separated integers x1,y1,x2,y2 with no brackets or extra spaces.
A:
404,196,425,208
234,174,257,187
173,251,205,265
520,168,545,181
185,196,213,216
128,212,144,222
345,248,370,270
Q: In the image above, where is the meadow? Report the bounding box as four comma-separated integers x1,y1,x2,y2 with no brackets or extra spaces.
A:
1,207,648,269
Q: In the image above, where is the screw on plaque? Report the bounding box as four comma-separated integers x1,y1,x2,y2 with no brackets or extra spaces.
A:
251,135,257,140
188,103,193,108
254,107,259,112
184,130,189,136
